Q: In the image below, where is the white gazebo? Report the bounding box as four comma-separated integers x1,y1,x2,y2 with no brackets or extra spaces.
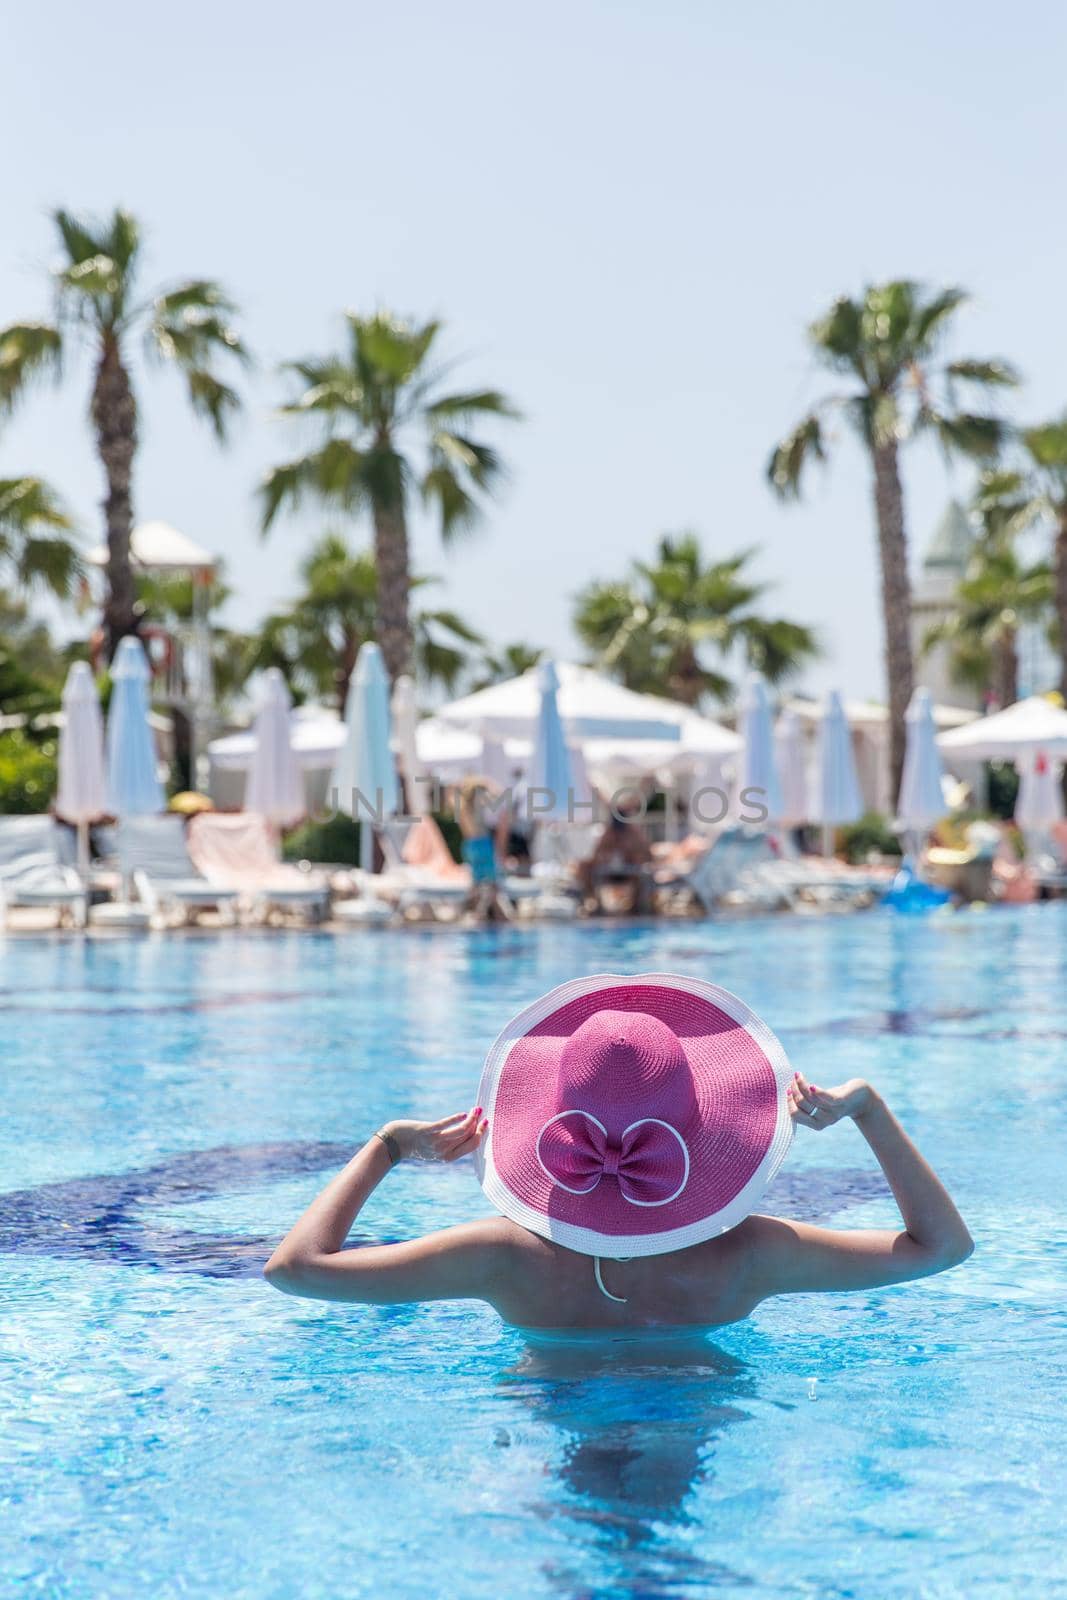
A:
937,695,1067,760
436,660,685,742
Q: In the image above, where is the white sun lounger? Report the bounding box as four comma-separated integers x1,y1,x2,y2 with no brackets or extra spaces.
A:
373,817,471,919
116,815,240,926
659,828,795,915
0,816,89,928
187,812,330,923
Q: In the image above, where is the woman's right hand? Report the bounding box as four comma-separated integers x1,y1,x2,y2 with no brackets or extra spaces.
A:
383,1107,489,1162
788,1071,872,1131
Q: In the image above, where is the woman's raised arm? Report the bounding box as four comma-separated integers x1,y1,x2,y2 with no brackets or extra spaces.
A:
263,1108,506,1305
741,1073,974,1301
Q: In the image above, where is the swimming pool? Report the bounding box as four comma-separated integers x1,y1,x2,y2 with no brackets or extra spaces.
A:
2,910,1065,1598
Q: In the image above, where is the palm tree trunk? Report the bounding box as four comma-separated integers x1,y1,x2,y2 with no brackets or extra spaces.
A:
372,501,413,681
667,642,704,707
870,438,915,800
337,629,361,709
1056,507,1067,704
994,626,1018,709
91,335,138,659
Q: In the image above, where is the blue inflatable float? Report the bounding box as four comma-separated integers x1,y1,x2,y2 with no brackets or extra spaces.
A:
882,857,953,914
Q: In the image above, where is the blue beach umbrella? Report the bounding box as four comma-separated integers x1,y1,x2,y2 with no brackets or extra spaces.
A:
106,637,164,817
738,672,782,824
527,659,575,824
331,643,400,873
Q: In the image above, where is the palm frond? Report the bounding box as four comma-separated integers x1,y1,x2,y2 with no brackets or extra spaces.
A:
259,440,370,532
809,295,864,370
57,254,122,300
945,358,1019,388
422,389,522,422
350,312,441,385
0,477,79,598
277,373,364,416
105,210,141,272
15,535,81,596
430,430,503,490
0,323,62,412
150,305,247,368
0,476,72,534
52,209,107,266
184,369,241,441
927,410,1006,460
153,280,234,319
909,285,968,351
421,463,479,540
1022,419,1067,474
416,606,484,646
767,414,827,499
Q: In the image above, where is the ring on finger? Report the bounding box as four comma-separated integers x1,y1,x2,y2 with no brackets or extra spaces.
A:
806,1103,819,1118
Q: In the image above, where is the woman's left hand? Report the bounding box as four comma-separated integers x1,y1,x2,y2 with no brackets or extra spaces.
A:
787,1071,871,1130
383,1107,489,1163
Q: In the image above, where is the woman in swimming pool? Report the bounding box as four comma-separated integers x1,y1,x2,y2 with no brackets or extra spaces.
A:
264,974,972,1328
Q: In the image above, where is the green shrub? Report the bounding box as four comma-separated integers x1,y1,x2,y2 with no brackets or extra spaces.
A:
837,811,903,864
281,810,464,866
0,729,57,813
282,813,362,864
986,761,1019,820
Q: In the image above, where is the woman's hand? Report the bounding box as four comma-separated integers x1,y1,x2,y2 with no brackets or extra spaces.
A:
788,1071,872,1131
383,1107,489,1163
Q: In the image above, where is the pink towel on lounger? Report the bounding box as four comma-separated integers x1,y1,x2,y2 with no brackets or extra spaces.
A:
400,815,469,882
187,812,326,890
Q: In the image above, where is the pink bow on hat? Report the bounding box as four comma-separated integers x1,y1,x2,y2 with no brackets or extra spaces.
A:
535,1109,690,1207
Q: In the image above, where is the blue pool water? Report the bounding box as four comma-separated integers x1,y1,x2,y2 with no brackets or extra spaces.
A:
2,911,1065,1598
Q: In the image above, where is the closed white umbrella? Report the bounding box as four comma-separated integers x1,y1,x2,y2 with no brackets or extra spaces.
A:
896,687,945,835
106,637,164,816
245,669,305,830
775,711,808,826
331,643,400,872
813,690,863,854
738,673,782,823
56,660,108,874
526,660,576,823
390,674,431,815
1015,749,1064,829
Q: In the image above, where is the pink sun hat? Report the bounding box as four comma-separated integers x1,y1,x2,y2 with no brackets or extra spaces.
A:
473,973,795,1259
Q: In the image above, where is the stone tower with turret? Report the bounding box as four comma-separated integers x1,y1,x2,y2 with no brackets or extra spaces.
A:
909,500,981,710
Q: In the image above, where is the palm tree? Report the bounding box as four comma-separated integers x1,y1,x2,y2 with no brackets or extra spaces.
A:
767,281,1018,792
260,311,519,684
1001,421,1067,700
249,533,483,707
0,209,247,656
0,476,78,598
923,474,1052,707
1,327,79,599
573,533,818,706
469,641,544,689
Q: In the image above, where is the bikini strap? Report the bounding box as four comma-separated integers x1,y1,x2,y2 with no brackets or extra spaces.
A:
593,1256,628,1303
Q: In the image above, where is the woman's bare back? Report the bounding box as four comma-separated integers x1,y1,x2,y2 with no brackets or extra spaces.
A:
484,1218,757,1330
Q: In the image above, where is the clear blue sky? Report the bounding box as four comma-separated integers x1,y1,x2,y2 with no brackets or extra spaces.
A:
4,0,1066,700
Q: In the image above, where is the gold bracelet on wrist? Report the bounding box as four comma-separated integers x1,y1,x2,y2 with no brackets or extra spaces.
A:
374,1129,402,1166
